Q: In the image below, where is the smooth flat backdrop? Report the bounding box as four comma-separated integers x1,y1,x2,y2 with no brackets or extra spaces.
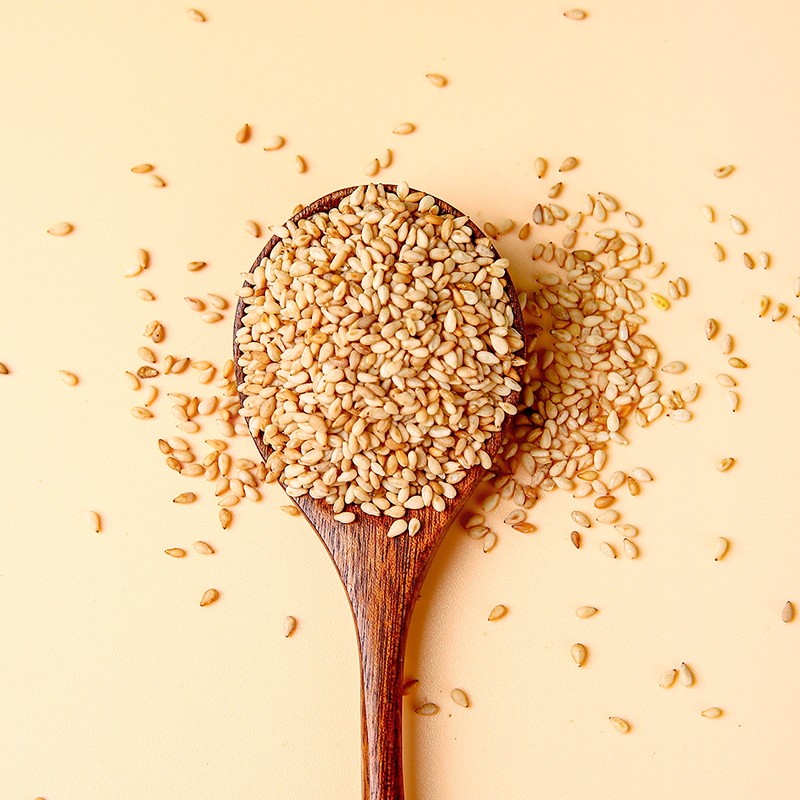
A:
2,2,799,798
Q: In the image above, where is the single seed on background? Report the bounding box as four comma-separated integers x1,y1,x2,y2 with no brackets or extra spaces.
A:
483,222,498,239
714,165,734,178
716,457,735,472
678,662,694,686
760,251,770,269
576,606,598,618
702,205,715,222
47,221,73,236
263,135,285,151
625,212,642,228
534,157,547,178
193,541,214,555
415,703,439,715
669,409,692,422
615,523,638,537
172,492,197,506
235,123,250,143
295,155,307,173
743,252,755,270
794,277,800,297
131,406,152,419
758,296,770,317
392,122,415,135
365,158,379,178
701,707,723,718
219,508,232,529
772,303,787,321
280,505,299,517
135,289,155,301
145,174,166,188
713,537,729,561
244,220,260,237
451,688,470,707
571,643,587,667
782,601,795,623
86,511,101,533
729,215,746,234
713,242,725,261
570,531,581,548
547,182,562,198
379,149,392,169
186,8,206,21
131,163,153,173
608,717,630,733
661,361,686,374
599,542,616,558
387,519,407,538
651,293,670,310
563,8,586,19
658,669,677,689
402,679,419,695
623,538,638,559
284,616,297,637
727,391,739,412
483,532,497,552
425,73,447,87
518,223,531,240
488,604,507,621
728,357,747,368
716,373,736,387
705,318,719,339
721,334,734,354
570,510,591,528
164,548,185,558
559,156,578,172
187,261,207,272
200,588,219,606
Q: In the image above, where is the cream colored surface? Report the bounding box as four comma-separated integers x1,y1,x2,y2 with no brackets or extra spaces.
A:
2,1,800,798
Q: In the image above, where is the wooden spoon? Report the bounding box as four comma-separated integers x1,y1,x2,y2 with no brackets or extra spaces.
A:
234,185,525,800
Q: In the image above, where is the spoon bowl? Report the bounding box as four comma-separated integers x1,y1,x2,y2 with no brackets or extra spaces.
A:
234,184,525,800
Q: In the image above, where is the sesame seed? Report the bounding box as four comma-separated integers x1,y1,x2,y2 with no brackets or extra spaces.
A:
782,601,795,623
488,604,507,621
608,717,630,733
729,215,746,234
415,703,439,715
263,135,285,151
186,8,206,21
392,122,415,135
658,669,677,688
714,165,734,178
235,123,250,143
571,643,587,666
284,616,297,637
534,157,547,178
702,205,715,222
425,73,447,87
713,537,729,561
701,707,723,718
164,548,186,558
563,8,587,19
86,511,101,533
678,662,694,686
200,588,219,606
47,221,73,236
59,370,79,386
559,156,578,172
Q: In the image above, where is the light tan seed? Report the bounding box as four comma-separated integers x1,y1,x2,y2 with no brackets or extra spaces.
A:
481,492,500,512
714,165,734,178
387,519,407,538
702,205,715,222
742,252,755,270
547,182,562,198
701,707,723,718
609,717,630,733
728,357,747,368
364,158,380,178
661,361,686,374
659,669,677,689
47,221,73,236
599,542,616,558
219,508,232,529
415,703,439,715
137,346,157,363
142,385,158,406
131,163,154,173
713,242,725,262
425,73,447,87
622,538,638,559
164,548,186,558
187,260,207,272
201,312,223,324
244,220,260,237
59,370,78,386
625,211,642,228
517,222,531,240
615,523,638,537
408,519,421,536
760,251,770,269
186,8,206,21
534,157,547,178
594,495,615,509
86,511,101,533
488,604,507,621
294,155,307,173
193,541,214,554
678,662,694,686
772,303,787,322
504,510,526,525
451,688,470,708
235,123,251,143
721,334,733,354
145,174,166,188
716,457,735,472
131,406,152,419
727,391,739,412
393,122,415,135
716,373,736,387
263,135,285,151
173,492,196,504
334,511,356,524
571,643,587,667
165,456,182,472
483,532,497,552
563,8,586,19
559,156,578,172
576,606,598,618
729,215,746,234
713,537,729,561
200,588,219,606
705,318,719,339
632,468,652,482
284,616,297,637
668,409,692,422
782,601,795,623
571,510,591,528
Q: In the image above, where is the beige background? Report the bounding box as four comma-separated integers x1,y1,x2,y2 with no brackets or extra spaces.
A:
2,1,800,798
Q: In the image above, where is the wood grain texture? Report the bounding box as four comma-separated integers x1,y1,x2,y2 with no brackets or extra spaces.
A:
234,185,524,800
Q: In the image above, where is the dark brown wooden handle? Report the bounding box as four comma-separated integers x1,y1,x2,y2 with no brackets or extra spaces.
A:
347,564,410,800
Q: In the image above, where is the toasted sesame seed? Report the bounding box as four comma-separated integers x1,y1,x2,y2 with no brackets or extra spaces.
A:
86,511,101,533
218,508,232,529
608,717,630,733
263,135,285,151
772,303,787,322
488,604,507,621
571,643,587,667
235,123,250,143
164,548,186,558
131,163,154,173
559,156,578,172
760,251,770,269
713,537,729,561
294,155,307,173
727,390,740,412
47,221,73,236
678,662,694,686
174,492,196,504
334,511,356,524
625,212,642,227
425,73,447,87
483,532,497,552
450,688,470,707
661,361,686,374
482,493,500,512
716,373,736,387
59,370,79,386
415,703,439,715
658,669,677,688
365,158,379,178
743,252,755,270
614,524,638,537
782,601,795,623
716,457,735,472
701,707,723,718
728,357,747,368
393,122,415,135
714,165,734,178
705,318,719,339
186,8,206,21
187,260,207,272
200,588,219,606
576,606,598,618
131,406,153,419
534,157,547,178
284,615,297,637
402,678,419,695
388,519,408,538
